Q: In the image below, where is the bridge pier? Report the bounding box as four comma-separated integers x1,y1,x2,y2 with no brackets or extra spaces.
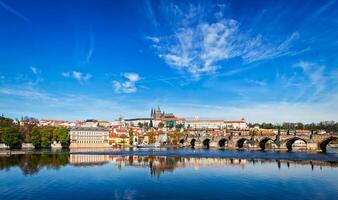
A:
209,142,218,148
307,143,319,151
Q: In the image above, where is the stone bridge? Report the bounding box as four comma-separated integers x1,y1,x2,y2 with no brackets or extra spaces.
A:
178,134,338,152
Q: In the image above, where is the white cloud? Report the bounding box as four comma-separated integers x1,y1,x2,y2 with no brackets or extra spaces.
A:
30,66,38,75
146,36,160,43
1,84,338,123
112,72,140,94
62,71,92,82
0,86,146,120
149,4,300,78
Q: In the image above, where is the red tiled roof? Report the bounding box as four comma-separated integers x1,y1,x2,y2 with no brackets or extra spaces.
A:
119,134,129,138
116,128,127,132
109,132,119,137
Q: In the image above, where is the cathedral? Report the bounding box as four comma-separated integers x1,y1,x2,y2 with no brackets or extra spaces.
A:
150,106,175,120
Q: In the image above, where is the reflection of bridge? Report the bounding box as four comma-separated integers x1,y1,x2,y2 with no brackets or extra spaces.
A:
180,134,338,152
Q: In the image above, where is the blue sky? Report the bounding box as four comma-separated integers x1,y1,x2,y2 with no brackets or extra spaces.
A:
0,0,338,123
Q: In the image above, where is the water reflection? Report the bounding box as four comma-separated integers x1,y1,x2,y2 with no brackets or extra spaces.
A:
1,153,337,177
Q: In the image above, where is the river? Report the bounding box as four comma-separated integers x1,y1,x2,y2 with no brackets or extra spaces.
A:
0,149,337,200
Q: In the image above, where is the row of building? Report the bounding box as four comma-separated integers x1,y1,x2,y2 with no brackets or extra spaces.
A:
39,106,327,148
37,107,246,130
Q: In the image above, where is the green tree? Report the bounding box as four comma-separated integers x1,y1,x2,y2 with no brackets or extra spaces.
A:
40,127,52,148
138,122,143,128
31,127,41,148
0,116,14,127
148,131,156,144
128,129,134,145
1,126,20,148
19,116,38,143
53,127,69,145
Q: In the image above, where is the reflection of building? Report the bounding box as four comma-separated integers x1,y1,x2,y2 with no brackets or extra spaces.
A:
105,156,248,176
69,154,110,165
70,127,109,148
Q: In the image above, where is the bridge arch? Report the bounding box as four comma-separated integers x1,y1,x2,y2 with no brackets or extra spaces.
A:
190,139,196,148
285,137,307,151
203,138,211,149
319,136,338,152
237,138,249,148
259,138,274,151
218,138,228,148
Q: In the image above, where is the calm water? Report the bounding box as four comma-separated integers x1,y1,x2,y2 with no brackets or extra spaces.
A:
0,149,337,200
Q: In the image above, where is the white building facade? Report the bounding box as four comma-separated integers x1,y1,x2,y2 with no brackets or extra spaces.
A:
70,127,109,148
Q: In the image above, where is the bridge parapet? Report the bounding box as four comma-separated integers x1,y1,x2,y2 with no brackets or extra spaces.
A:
182,133,337,152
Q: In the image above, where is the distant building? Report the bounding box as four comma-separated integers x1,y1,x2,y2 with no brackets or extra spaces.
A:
70,127,109,148
186,120,226,129
81,119,99,127
151,106,176,120
124,118,153,127
108,132,129,146
39,120,75,127
98,120,111,128
295,130,312,136
160,117,186,127
185,118,247,130
224,118,247,130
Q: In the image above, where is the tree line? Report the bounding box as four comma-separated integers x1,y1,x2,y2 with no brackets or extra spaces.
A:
248,121,338,132
0,115,69,149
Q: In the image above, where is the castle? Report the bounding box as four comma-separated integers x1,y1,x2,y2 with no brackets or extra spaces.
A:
150,106,175,120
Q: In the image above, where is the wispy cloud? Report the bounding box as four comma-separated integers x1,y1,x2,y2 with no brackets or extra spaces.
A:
313,0,337,17
0,1,31,23
62,71,92,82
146,36,160,43
85,31,95,64
0,75,5,83
245,78,266,87
242,32,300,63
294,61,326,95
0,86,57,102
30,66,39,75
112,72,140,94
0,86,146,120
148,3,300,78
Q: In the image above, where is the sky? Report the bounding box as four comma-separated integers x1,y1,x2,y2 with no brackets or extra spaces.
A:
0,0,338,123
